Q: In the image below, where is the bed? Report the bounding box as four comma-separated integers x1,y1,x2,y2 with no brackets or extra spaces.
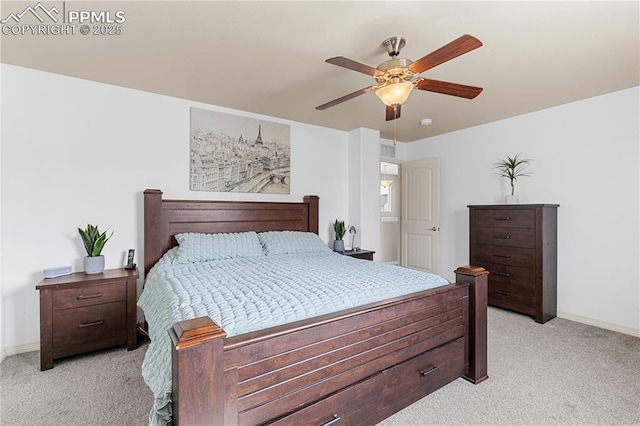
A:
140,189,488,425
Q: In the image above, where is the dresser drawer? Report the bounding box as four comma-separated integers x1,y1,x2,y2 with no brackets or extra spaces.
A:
52,301,126,349
482,262,536,291
488,282,535,315
382,338,464,414
473,227,535,248
473,208,535,228
472,245,535,268
53,281,126,310
268,374,382,426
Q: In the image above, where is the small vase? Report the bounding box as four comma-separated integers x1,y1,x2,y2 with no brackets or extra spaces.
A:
505,195,520,205
333,240,345,253
84,255,105,274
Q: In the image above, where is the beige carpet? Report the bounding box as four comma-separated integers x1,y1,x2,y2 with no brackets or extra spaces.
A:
1,307,639,425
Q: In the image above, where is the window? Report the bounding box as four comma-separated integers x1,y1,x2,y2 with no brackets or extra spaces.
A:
381,184,391,212
380,162,398,217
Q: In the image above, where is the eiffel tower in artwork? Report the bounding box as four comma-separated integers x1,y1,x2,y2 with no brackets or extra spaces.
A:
255,125,264,146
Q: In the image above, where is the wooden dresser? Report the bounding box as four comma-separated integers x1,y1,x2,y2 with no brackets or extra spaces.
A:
468,204,558,323
36,268,139,370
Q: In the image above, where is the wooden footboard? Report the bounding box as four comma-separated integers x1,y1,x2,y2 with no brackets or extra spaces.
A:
169,266,488,426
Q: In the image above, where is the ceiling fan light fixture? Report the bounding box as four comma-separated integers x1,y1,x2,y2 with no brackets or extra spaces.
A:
375,81,414,107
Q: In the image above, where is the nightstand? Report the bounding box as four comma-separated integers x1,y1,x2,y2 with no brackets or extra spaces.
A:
340,249,375,261
36,268,139,371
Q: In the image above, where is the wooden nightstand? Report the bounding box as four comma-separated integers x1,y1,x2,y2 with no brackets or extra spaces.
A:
340,249,375,261
36,268,139,370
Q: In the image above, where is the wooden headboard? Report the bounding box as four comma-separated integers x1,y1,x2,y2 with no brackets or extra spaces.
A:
143,189,320,274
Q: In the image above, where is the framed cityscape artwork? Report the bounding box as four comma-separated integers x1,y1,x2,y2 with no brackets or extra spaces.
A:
189,107,291,193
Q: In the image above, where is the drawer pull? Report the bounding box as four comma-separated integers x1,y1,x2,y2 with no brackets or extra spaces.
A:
494,216,511,221
494,235,511,239
78,320,104,328
419,365,439,377
492,254,511,258
320,414,341,426
77,293,103,300
493,271,511,277
495,290,510,296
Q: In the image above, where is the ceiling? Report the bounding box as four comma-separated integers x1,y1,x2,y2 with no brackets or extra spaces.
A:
1,1,638,142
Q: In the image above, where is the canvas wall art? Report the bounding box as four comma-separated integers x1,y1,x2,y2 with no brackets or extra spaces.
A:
190,107,291,194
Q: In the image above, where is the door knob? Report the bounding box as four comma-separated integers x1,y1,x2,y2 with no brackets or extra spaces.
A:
428,227,439,231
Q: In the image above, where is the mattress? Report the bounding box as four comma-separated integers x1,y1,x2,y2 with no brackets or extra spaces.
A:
137,249,449,425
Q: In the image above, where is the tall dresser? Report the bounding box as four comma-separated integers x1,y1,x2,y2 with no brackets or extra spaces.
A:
468,204,559,323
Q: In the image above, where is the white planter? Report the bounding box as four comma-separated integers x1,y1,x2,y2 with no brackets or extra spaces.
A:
84,255,105,274
333,240,345,252
505,195,520,204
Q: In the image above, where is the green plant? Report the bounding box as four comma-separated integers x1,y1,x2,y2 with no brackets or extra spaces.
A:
78,224,113,257
333,219,346,241
494,153,533,196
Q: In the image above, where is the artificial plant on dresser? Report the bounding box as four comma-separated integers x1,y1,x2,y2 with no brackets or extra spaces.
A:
78,224,112,274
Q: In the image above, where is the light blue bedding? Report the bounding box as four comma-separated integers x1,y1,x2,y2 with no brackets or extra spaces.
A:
137,249,449,425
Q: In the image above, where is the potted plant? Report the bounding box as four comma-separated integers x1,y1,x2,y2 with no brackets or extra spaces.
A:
494,153,533,204
333,219,346,252
78,224,112,274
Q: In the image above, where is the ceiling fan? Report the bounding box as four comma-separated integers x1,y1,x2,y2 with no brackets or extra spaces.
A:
316,34,484,121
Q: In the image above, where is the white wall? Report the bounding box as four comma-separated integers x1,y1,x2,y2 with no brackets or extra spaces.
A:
0,64,351,352
401,87,640,334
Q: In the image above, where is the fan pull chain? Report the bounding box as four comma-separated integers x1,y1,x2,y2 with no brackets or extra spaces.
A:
393,104,397,146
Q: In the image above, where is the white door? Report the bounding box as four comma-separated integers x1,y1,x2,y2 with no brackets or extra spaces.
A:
401,157,440,274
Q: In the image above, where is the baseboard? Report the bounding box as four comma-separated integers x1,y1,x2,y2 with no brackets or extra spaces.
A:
557,311,640,337
1,341,39,360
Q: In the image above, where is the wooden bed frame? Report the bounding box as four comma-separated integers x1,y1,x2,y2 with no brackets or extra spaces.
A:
143,189,488,425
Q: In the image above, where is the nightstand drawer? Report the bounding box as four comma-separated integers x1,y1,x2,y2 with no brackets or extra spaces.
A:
472,245,535,268
472,227,535,248
52,301,126,349
473,208,535,228
53,281,126,310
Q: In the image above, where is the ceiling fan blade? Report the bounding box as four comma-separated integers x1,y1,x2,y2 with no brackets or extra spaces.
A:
415,78,483,99
385,104,401,121
316,85,377,110
326,57,384,77
409,34,482,75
